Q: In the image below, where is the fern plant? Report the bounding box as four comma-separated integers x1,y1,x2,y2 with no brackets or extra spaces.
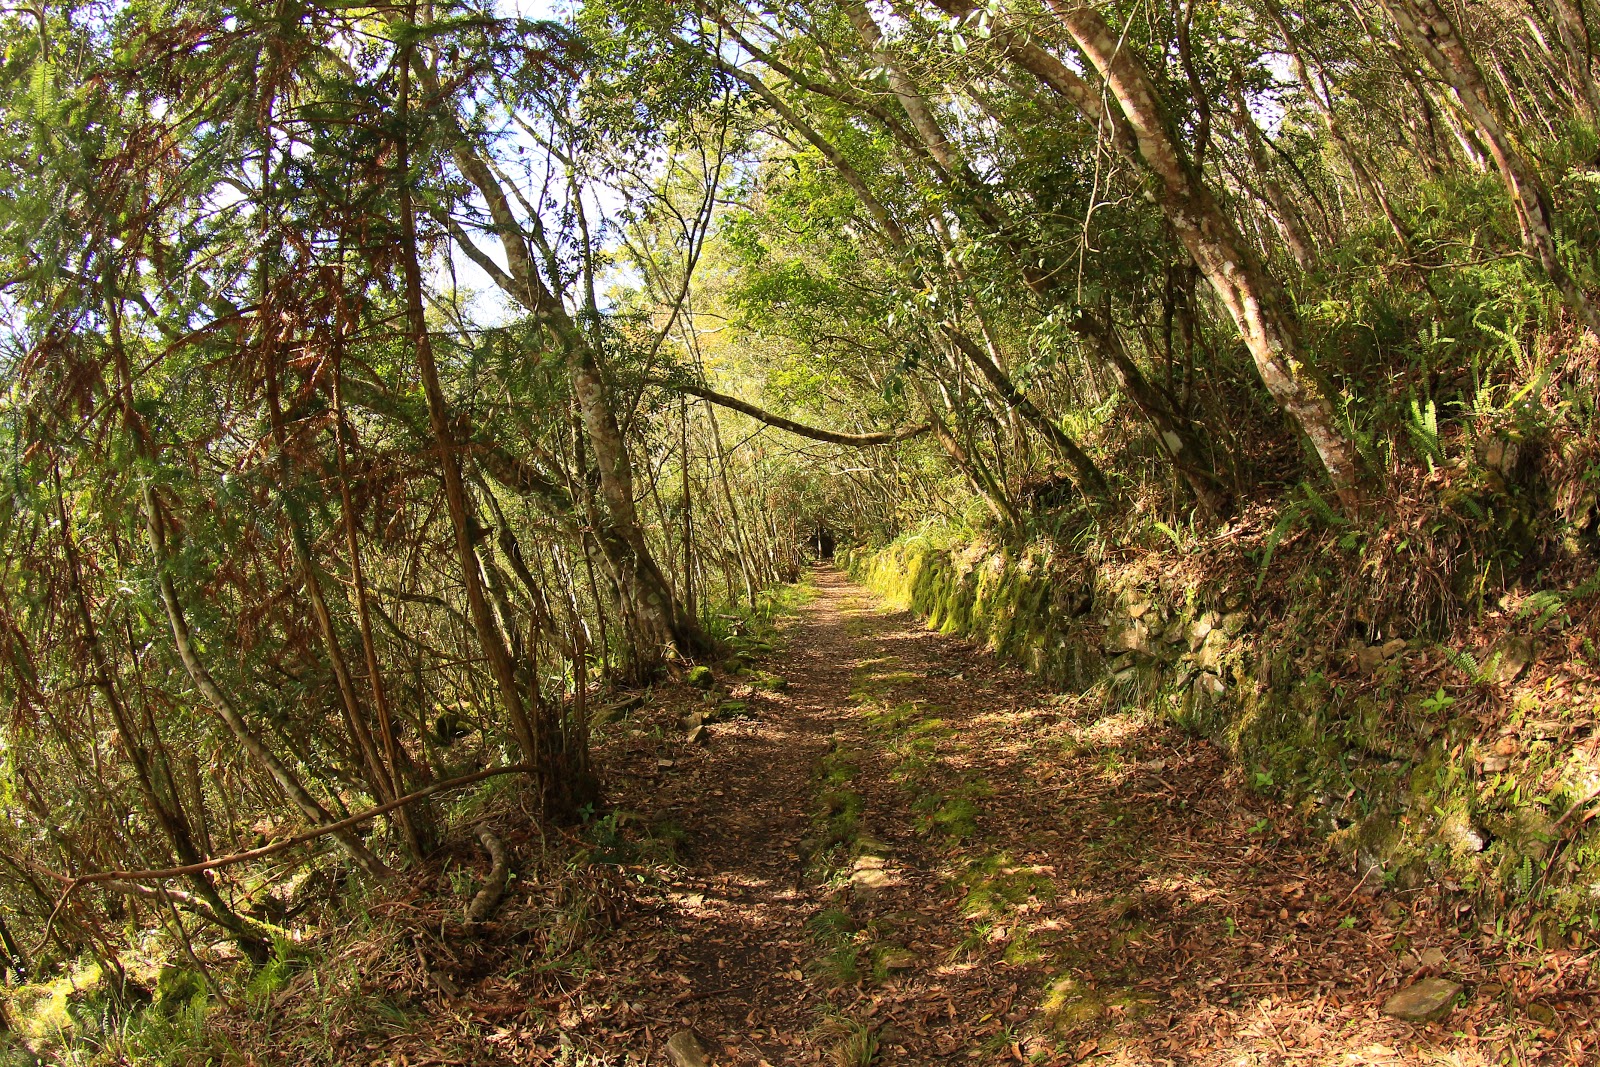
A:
1444,647,1502,684
1407,396,1445,471
1518,589,1568,631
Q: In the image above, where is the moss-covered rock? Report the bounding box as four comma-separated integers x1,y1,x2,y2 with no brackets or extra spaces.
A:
849,535,1600,926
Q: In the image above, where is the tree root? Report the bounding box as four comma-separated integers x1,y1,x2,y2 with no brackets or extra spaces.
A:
466,827,509,923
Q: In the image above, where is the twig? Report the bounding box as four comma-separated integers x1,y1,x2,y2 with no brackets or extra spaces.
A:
1258,1000,1291,1058
31,763,532,956
1550,784,1600,834
46,763,532,888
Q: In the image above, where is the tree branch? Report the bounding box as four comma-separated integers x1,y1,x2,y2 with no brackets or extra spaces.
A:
654,378,928,446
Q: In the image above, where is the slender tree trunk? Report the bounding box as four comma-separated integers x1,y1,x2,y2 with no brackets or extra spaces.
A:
1383,0,1599,331
0,913,26,984
918,388,1021,525
939,325,1112,499
102,257,388,880
332,360,434,855
1073,313,1231,517
143,485,390,879
681,398,697,625
1045,1,1363,506
55,477,268,960
396,43,547,803
266,387,402,820
433,89,706,674
1540,0,1600,119
1226,68,1316,267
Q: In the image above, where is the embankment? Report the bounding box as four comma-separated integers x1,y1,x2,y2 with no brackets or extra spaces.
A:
842,532,1600,940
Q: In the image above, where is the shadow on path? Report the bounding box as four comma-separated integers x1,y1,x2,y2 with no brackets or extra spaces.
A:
585,566,1592,1065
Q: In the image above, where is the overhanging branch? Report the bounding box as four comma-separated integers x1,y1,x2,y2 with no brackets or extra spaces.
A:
654,378,928,447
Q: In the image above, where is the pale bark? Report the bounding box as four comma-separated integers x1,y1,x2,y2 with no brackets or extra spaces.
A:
1044,2,1362,505
1383,0,1599,332
435,108,706,676
721,56,1114,500
1072,312,1231,518
397,52,545,791
939,325,1112,499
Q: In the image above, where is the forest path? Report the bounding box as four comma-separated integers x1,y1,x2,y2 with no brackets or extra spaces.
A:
582,566,1572,1066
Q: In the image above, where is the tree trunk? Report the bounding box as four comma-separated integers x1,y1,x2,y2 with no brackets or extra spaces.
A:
1541,0,1600,119
918,385,1022,525
1072,313,1231,517
143,485,390,880
1045,2,1362,507
1226,67,1316,267
1383,0,1599,332
436,110,706,677
333,362,436,855
397,47,548,802
56,480,269,960
940,325,1112,499
266,384,414,855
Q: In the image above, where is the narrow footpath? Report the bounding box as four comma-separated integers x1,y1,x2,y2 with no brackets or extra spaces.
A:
563,567,1593,1064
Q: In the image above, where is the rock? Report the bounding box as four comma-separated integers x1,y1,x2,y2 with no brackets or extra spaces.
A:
592,692,645,725
1186,615,1214,651
1479,755,1510,774
1496,636,1536,683
1196,672,1226,698
855,834,891,857
1381,977,1462,1022
665,1028,711,1067
685,724,707,745
850,867,892,896
685,665,715,689
681,710,705,730
1108,621,1151,654
1354,645,1387,674
1502,809,1557,860
1126,598,1152,619
1480,433,1521,476
1381,638,1409,659
1436,810,1487,853
878,946,917,972
711,700,749,721
1221,611,1248,636
1195,630,1229,671
850,855,894,898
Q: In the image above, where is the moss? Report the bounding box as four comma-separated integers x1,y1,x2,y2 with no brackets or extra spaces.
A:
1039,976,1157,1036
853,534,1600,926
956,852,1055,918
685,665,715,689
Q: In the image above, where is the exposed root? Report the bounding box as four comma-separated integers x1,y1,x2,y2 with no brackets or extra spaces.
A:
465,827,509,923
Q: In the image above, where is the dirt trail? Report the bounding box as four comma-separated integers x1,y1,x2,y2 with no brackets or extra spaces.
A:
582,567,1592,1065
